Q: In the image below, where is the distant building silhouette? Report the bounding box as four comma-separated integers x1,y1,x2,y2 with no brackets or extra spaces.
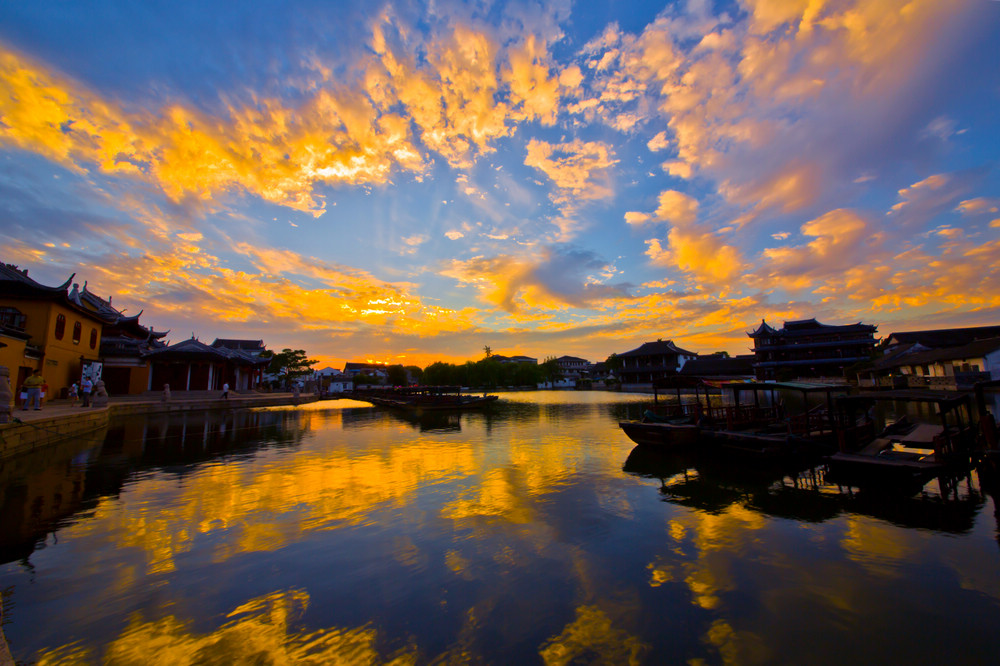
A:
748,318,876,380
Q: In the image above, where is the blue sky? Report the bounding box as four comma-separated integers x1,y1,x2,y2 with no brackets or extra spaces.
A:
2,0,999,368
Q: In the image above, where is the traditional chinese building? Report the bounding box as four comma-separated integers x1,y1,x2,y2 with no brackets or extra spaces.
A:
748,318,877,380
0,264,107,396
76,283,169,394
617,340,698,386
145,337,269,393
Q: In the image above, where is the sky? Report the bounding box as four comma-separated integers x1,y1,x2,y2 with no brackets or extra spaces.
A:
1,0,999,370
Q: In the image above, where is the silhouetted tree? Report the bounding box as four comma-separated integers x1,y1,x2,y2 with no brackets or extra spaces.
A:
267,349,317,388
387,364,408,386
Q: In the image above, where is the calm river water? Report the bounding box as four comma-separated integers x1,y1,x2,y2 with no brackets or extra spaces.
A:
2,391,999,664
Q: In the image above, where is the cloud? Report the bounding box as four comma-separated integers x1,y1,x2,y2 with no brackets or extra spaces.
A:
654,190,699,225
646,230,745,286
439,246,630,313
503,34,560,126
575,0,986,219
956,198,999,216
0,46,429,216
624,211,652,227
647,131,670,152
524,138,617,195
757,208,882,291
523,138,619,240
889,170,983,228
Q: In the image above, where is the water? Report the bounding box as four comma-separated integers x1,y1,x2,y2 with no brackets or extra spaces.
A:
2,391,999,664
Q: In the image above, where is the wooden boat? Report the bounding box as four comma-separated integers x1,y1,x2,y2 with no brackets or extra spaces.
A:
826,389,977,485
699,381,851,459
618,376,707,448
618,378,851,457
619,412,701,448
356,386,499,411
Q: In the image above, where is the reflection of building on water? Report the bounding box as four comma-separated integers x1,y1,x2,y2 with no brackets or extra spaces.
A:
0,437,97,564
0,409,314,566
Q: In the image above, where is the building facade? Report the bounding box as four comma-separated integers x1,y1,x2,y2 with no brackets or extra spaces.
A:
863,336,1000,389
145,337,269,392
0,265,107,398
748,318,877,380
77,284,169,395
617,340,698,385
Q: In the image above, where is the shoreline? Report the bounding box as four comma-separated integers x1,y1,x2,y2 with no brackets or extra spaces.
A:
0,392,320,460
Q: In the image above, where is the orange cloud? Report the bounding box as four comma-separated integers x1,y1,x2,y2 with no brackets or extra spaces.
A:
439,247,630,314
524,138,617,195
646,230,745,286
503,34,560,126
758,208,877,290
0,46,431,217
654,190,699,225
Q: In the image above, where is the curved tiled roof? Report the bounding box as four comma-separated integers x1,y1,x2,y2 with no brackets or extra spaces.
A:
620,340,698,357
0,263,75,294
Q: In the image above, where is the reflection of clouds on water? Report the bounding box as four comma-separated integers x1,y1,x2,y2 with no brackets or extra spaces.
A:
538,605,648,666
37,589,418,665
6,391,1000,665
64,437,480,574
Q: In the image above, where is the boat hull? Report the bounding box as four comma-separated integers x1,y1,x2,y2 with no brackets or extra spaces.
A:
619,420,700,448
366,394,499,411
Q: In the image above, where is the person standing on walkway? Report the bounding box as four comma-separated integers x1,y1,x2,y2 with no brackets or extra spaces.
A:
81,375,93,407
69,382,79,406
23,370,44,410
221,382,230,399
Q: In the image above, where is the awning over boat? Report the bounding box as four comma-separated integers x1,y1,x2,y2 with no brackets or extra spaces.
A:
718,381,851,394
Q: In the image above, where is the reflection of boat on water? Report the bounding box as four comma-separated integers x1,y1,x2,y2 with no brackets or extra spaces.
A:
622,443,810,513
356,386,500,411
826,390,978,487
623,444,987,531
622,445,693,479
385,409,462,433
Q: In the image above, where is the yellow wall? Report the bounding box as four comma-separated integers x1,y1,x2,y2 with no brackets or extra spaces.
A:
0,335,29,378
0,298,103,399
130,366,151,394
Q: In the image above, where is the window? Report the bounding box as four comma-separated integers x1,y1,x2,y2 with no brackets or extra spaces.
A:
0,306,26,330
90,329,98,349
55,314,66,339
73,321,82,344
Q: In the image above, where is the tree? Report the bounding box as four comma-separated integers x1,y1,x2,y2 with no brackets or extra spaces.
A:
404,365,424,384
354,371,381,386
604,353,622,373
267,348,317,386
540,357,562,384
483,345,492,358
386,364,408,386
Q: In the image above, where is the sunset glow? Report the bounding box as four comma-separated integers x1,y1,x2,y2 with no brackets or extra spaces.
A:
2,0,998,367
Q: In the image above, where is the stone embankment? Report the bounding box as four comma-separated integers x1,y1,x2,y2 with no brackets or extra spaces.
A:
0,391,319,460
